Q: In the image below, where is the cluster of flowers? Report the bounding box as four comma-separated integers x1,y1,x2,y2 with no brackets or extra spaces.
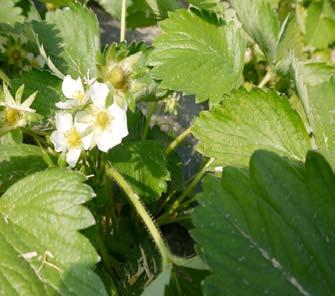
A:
51,76,129,167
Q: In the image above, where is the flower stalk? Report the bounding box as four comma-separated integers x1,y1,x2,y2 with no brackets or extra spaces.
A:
165,127,192,156
106,165,172,270
120,0,127,42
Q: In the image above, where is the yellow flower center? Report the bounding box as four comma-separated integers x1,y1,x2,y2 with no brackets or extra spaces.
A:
108,66,127,90
65,128,82,149
5,108,22,126
73,91,85,101
95,110,111,130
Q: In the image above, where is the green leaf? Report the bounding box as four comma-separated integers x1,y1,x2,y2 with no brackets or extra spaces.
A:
232,0,280,63
0,169,107,295
305,0,335,49
97,0,179,28
34,3,100,77
191,150,335,295
108,141,170,203
308,76,335,167
0,144,47,193
0,0,24,25
148,9,245,104
141,265,172,296
192,88,311,168
12,69,62,117
187,0,222,10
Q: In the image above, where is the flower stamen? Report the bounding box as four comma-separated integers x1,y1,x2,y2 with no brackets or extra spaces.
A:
5,108,22,126
65,128,82,149
95,110,112,130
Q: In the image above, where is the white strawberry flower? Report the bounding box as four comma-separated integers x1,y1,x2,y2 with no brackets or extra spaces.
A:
75,81,128,152
50,112,92,167
0,83,37,129
56,75,89,109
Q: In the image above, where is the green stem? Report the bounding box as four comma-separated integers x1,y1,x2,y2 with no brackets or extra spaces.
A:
106,165,171,270
257,71,272,88
120,0,127,42
142,102,156,140
158,157,215,223
165,127,192,157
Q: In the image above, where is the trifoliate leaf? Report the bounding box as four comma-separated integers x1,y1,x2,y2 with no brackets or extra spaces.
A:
148,9,245,104
108,141,170,203
308,76,335,168
192,88,311,168
232,0,280,63
191,150,335,295
12,69,62,117
305,0,335,49
0,144,47,192
0,169,107,295
0,0,24,25
34,3,100,77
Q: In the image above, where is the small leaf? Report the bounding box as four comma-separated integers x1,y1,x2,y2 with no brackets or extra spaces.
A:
232,0,280,63
305,0,335,49
141,265,172,296
0,169,107,295
34,3,100,77
191,150,335,295
108,141,170,203
192,88,311,168
148,9,245,104
308,76,335,167
0,144,47,192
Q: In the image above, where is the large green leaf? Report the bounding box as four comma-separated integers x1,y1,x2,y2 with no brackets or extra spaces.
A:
108,141,170,203
0,169,107,295
305,0,335,49
232,0,280,63
12,69,62,117
148,9,245,104
191,88,311,168
308,76,335,167
34,4,100,77
0,144,47,192
191,150,335,295
0,0,24,25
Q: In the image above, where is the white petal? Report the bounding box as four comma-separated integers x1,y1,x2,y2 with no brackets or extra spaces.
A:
3,83,15,106
82,132,94,150
108,103,128,138
88,81,110,108
56,99,79,109
62,75,84,99
22,91,37,109
66,148,81,167
74,111,93,132
96,131,122,152
55,112,73,133
50,131,67,152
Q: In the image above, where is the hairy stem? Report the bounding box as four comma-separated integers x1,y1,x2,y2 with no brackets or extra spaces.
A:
165,127,192,157
142,102,156,140
106,165,171,270
120,0,127,42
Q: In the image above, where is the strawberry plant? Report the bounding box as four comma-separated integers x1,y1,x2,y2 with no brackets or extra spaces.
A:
0,0,334,295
